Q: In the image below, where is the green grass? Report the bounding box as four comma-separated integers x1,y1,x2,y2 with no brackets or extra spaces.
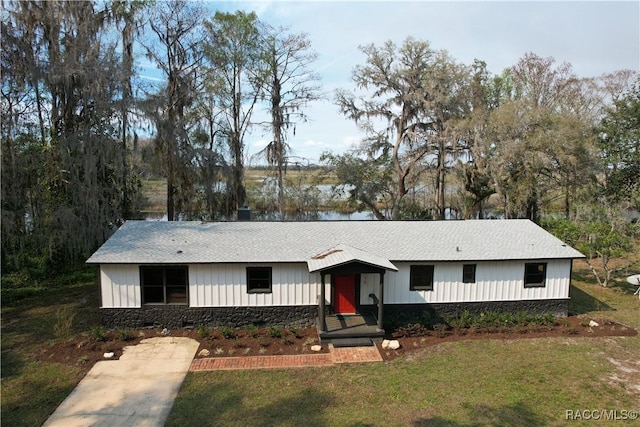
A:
167,263,640,426
167,338,638,426
1,265,100,426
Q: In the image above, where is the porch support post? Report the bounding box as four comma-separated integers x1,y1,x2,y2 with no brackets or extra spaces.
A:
319,272,326,332
377,271,385,332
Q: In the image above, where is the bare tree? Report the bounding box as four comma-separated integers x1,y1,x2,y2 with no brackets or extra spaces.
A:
142,0,205,221
111,0,147,219
202,11,265,216
259,25,321,220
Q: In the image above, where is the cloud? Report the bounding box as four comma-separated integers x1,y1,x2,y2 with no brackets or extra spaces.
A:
138,74,165,83
303,139,328,147
342,136,361,149
253,139,269,149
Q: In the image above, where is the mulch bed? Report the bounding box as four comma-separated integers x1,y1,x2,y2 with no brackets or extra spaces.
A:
36,316,636,369
377,316,637,361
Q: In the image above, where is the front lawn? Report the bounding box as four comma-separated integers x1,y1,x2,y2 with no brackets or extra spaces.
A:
166,262,640,426
2,261,638,426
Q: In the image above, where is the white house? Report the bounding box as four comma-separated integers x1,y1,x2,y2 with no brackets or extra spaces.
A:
86,219,584,340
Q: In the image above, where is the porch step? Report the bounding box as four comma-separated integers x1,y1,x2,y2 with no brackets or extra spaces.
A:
331,337,374,347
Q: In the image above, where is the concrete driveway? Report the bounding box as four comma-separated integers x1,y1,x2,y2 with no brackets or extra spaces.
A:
43,336,200,427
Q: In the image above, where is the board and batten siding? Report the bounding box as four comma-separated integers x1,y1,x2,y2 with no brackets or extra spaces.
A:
100,259,571,309
360,259,571,305
189,263,329,307
99,263,329,308
100,264,141,308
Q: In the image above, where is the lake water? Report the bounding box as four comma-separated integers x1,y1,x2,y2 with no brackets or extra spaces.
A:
145,210,376,221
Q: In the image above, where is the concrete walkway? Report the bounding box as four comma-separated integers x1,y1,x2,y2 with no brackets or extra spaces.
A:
43,337,200,427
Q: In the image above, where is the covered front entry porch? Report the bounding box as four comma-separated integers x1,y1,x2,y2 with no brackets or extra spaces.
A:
307,244,398,344
318,312,384,344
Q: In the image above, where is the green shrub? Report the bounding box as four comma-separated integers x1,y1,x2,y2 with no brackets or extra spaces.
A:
457,310,473,328
288,326,302,339
218,326,236,339
245,324,259,338
540,313,556,326
90,325,108,341
116,328,134,341
197,324,210,339
268,326,282,338
446,310,558,332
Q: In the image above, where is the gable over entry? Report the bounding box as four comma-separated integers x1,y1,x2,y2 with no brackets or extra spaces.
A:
307,244,398,333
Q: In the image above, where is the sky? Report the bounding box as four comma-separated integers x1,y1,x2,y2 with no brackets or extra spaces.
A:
159,1,640,164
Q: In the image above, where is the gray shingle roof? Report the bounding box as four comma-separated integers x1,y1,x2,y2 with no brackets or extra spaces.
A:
86,219,584,265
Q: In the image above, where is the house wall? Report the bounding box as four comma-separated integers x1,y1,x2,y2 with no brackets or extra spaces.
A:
189,263,330,307
99,263,331,308
100,264,141,308
99,259,572,326
100,259,571,309
360,259,571,305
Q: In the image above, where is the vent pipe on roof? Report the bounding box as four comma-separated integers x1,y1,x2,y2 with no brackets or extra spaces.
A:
238,206,251,221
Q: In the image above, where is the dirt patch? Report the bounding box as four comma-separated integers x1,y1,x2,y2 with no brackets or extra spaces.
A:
607,356,640,398
36,316,635,371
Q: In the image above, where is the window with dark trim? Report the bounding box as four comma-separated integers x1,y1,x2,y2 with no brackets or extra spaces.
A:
140,266,188,304
410,265,434,291
524,262,547,288
463,264,476,283
247,267,272,293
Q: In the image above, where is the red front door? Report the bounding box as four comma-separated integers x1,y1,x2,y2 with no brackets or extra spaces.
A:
334,275,356,314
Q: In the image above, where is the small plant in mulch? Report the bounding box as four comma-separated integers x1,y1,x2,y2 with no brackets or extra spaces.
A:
268,326,282,339
281,336,294,346
245,324,259,338
394,322,430,338
303,337,317,347
447,320,468,336
288,326,302,339
218,326,236,339
563,325,579,335
116,328,134,341
433,323,448,338
214,347,224,355
90,325,108,342
257,337,270,347
232,340,248,349
197,324,211,339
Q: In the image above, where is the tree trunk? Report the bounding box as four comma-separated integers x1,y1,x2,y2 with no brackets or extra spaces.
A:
435,140,446,220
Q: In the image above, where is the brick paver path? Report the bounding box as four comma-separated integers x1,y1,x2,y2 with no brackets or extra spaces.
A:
329,344,382,364
190,344,382,371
